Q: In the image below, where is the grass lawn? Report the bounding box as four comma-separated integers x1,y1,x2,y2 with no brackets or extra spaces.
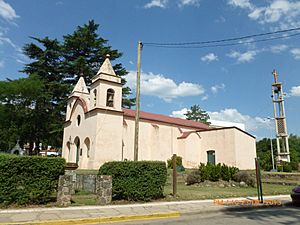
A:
71,183,294,206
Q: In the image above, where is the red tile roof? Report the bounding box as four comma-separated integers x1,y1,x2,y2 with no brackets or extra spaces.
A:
122,108,210,130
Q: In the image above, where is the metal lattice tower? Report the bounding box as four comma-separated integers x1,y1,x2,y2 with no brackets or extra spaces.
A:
271,69,290,162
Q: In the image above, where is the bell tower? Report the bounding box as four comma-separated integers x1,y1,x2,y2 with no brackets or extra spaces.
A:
90,54,122,111
271,69,290,162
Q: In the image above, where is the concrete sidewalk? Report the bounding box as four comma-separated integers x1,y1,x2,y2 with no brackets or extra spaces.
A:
0,195,292,225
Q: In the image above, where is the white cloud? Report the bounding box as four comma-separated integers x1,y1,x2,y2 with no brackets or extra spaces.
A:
270,44,288,53
262,0,300,23
228,0,300,29
127,71,205,102
201,53,218,62
0,0,19,21
0,60,4,68
208,108,271,132
290,48,300,59
171,107,271,132
248,7,265,20
228,0,253,10
215,16,226,23
144,0,168,9
0,36,17,49
178,0,201,7
227,50,257,63
289,86,300,96
170,108,188,118
211,83,225,94
201,95,208,101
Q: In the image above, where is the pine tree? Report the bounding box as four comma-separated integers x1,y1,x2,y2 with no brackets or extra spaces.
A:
61,20,135,108
185,105,210,124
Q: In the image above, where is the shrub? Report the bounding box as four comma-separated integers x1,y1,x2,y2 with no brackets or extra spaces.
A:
167,155,183,169
98,161,167,201
282,162,293,172
198,163,238,182
233,171,255,187
220,164,231,181
277,162,293,172
291,161,300,171
0,154,65,205
199,163,210,181
209,163,221,181
186,170,201,185
229,166,240,179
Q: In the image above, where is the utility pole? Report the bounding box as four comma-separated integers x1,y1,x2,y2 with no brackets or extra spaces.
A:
134,41,142,161
271,69,290,162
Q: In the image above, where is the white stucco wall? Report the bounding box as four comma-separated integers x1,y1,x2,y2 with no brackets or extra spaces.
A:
122,118,184,162
233,129,256,169
178,128,256,169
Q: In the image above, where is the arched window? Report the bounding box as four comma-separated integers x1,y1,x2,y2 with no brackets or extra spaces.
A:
106,89,115,107
93,89,97,106
77,115,81,126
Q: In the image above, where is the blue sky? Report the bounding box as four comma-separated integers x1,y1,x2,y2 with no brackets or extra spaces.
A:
1,0,300,139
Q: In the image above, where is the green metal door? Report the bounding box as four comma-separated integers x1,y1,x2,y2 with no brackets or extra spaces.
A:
207,150,215,165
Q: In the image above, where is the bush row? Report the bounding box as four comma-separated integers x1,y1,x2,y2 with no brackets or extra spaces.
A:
0,154,65,205
98,161,167,201
186,163,239,185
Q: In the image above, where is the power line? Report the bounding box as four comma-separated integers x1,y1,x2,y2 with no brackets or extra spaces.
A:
143,32,300,49
143,27,300,48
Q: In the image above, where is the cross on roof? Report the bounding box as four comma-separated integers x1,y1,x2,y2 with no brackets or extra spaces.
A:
272,69,278,83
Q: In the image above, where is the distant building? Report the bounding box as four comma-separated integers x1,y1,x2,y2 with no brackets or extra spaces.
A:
62,55,256,170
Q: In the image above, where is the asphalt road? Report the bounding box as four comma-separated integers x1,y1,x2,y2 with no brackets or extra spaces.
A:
100,205,300,225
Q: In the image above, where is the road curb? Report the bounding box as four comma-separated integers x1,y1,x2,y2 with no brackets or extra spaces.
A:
0,211,181,225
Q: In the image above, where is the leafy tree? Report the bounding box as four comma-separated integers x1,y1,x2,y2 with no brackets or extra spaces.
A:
256,135,300,171
185,104,210,124
0,75,46,152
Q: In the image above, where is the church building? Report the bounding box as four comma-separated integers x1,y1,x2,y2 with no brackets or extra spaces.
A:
62,55,256,170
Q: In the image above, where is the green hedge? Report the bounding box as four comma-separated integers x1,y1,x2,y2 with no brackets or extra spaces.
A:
98,161,167,201
0,154,65,205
